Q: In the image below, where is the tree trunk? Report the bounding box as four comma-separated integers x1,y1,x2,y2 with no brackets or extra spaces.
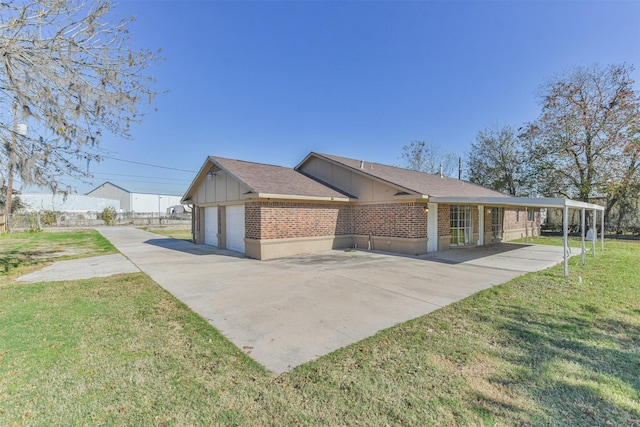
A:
3,106,18,231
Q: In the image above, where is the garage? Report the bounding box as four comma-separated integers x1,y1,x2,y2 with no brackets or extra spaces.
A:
225,205,245,253
204,207,218,246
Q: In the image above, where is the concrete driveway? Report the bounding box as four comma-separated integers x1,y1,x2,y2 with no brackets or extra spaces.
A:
91,227,566,373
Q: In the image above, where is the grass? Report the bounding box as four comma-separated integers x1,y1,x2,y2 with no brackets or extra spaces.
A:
0,230,116,284
138,225,192,242
512,234,598,248
0,232,638,425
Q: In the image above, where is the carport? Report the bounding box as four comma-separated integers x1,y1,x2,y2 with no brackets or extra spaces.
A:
431,196,605,277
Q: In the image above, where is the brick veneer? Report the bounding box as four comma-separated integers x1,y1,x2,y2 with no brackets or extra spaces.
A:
438,204,451,237
246,201,427,240
503,208,541,231
484,207,492,224
352,203,426,238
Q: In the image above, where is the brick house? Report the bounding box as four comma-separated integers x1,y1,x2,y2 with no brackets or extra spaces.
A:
181,152,543,260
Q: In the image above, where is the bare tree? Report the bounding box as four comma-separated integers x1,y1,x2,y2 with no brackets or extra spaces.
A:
522,64,640,223
467,125,531,196
399,140,458,176
0,0,160,227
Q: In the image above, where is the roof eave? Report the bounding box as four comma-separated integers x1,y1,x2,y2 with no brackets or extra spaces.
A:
393,194,429,201
242,192,354,202
430,196,604,211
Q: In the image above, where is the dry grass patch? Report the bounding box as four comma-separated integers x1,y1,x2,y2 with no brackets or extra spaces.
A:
138,225,192,242
0,230,115,285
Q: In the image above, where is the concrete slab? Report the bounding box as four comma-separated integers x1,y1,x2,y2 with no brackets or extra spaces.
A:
94,227,567,373
17,253,140,283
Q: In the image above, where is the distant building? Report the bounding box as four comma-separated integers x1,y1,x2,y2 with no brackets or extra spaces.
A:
87,182,182,214
20,193,120,212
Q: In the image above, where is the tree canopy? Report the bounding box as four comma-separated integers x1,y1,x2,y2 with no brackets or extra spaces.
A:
467,125,531,196
522,64,640,220
457,63,640,230
1,0,160,223
399,140,459,177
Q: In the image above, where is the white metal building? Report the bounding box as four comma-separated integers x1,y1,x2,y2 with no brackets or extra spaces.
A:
87,182,182,214
20,193,120,212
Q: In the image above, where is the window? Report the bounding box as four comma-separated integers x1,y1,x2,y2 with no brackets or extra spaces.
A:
450,205,472,246
527,208,534,222
491,208,503,240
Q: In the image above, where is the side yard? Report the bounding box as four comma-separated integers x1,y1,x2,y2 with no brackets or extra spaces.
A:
1,230,638,425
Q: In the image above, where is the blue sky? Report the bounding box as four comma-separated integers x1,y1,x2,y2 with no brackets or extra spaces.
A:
50,0,640,196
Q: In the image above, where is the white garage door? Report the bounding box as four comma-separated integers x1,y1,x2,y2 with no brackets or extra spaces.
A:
225,205,245,254
204,207,218,246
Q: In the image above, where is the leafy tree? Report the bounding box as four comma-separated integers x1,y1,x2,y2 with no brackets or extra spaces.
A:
0,0,160,228
522,64,640,224
399,140,459,176
0,185,24,214
467,125,531,196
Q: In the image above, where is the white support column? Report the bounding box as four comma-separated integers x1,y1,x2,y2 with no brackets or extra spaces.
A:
601,209,605,251
563,205,569,277
591,208,596,257
581,208,586,266
525,207,529,243
477,205,484,246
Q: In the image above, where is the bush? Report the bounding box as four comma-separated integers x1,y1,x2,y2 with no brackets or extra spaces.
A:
102,207,116,226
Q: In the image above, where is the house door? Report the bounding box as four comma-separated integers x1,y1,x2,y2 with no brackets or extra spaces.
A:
450,205,472,246
427,203,438,252
204,207,218,246
225,205,245,254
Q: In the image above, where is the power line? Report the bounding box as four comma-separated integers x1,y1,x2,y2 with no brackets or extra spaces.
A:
91,172,192,182
100,156,197,173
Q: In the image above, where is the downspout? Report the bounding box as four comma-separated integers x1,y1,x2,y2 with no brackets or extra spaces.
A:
368,232,373,251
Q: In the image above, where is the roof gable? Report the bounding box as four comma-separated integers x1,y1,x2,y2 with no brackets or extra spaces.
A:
182,156,354,202
298,152,509,199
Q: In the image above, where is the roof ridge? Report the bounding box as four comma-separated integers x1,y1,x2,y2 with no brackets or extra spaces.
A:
210,156,289,169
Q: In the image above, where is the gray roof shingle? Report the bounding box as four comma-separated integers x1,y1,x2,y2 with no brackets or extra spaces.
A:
309,152,510,198
211,156,353,199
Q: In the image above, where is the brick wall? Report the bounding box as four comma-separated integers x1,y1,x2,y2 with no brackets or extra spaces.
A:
484,206,492,234
245,201,427,240
246,201,351,240
502,208,540,240
438,204,451,237
353,203,426,238
503,208,540,231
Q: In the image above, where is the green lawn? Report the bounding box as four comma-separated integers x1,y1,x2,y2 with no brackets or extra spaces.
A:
0,230,116,284
1,232,638,425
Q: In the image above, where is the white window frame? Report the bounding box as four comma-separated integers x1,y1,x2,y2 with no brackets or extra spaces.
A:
491,208,503,240
450,205,472,246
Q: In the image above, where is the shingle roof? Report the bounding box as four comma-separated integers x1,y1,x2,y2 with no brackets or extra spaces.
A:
211,156,353,199
308,153,510,198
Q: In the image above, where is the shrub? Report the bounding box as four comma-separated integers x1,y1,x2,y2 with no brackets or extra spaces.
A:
102,207,117,226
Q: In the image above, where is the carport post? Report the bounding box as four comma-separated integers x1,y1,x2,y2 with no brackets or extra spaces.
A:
563,205,569,277
591,208,596,257
581,208,586,266
600,209,605,251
